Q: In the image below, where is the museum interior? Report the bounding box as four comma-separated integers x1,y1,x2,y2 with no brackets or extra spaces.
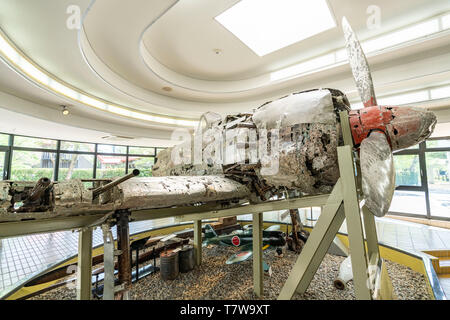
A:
0,0,450,302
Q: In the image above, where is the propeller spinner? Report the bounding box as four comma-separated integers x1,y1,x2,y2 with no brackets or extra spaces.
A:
342,17,436,217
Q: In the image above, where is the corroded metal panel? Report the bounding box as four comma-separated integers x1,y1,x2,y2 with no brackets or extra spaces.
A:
116,176,251,210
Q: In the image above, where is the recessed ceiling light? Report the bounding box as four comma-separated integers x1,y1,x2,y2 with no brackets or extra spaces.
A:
216,0,336,56
61,105,70,116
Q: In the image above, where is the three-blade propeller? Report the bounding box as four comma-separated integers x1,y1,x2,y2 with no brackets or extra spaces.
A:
342,17,396,217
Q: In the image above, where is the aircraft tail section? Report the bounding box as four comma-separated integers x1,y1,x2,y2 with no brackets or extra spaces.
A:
204,224,217,239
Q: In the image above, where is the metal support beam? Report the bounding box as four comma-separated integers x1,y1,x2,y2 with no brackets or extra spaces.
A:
76,227,92,300
194,220,202,266
338,146,371,300
174,194,329,223
116,210,131,300
101,223,115,300
253,212,263,297
278,179,344,300
362,206,380,262
0,195,329,239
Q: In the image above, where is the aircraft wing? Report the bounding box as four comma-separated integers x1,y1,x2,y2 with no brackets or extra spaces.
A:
264,225,281,231
225,244,253,264
225,244,273,265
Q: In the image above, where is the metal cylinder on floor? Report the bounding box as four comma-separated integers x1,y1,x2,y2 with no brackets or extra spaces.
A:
160,251,179,280
179,245,195,273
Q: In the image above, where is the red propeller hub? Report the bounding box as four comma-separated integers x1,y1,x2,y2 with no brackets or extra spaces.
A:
349,106,436,151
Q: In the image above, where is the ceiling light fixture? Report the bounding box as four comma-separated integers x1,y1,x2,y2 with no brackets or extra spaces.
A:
216,0,336,56
61,105,70,116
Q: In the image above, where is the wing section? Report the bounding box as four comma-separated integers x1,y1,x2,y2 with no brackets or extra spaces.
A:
264,225,281,231
226,244,253,265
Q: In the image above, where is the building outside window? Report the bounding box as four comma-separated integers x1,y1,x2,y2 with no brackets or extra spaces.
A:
1,133,161,184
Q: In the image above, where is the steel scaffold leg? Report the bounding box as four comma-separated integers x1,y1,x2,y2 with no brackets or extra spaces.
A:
76,227,92,300
253,212,263,297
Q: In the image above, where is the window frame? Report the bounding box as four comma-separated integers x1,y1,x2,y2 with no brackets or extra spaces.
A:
392,137,450,221
0,132,162,182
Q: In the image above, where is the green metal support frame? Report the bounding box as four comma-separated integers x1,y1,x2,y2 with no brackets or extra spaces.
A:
278,111,383,300
193,220,202,266
76,227,93,300
253,212,263,297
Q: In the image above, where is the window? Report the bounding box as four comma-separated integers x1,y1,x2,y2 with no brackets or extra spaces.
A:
1,132,159,185
14,136,57,149
96,155,126,178
128,156,154,177
129,146,155,156
427,140,450,148
11,150,56,181
216,0,336,56
0,152,5,177
59,154,95,181
0,134,9,146
60,141,95,152
426,152,450,218
394,154,421,186
97,144,126,154
390,190,427,216
390,138,450,220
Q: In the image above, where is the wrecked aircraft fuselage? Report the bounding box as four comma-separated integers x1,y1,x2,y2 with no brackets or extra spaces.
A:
0,89,436,222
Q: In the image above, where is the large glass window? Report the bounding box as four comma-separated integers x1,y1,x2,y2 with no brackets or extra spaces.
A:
0,152,5,176
394,154,421,186
0,134,9,146
427,140,450,148
59,154,95,180
97,144,126,154
128,156,154,177
1,133,159,185
390,138,450,220
11,150,56,181
96,155,126,178
129,146,155,156
389,190,427,215
60,141,95,153
426,152,450,218
14,136,57,149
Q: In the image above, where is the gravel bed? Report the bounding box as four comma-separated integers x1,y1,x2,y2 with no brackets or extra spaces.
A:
30,246,431,300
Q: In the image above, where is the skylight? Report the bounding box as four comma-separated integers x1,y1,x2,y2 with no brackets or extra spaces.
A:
216,0,336,56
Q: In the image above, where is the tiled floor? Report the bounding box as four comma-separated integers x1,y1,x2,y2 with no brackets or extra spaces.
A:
0,217,177,299
1,212,450,299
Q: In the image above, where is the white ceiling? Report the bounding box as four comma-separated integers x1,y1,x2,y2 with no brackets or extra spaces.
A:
146,0,450,80
0,0,449,145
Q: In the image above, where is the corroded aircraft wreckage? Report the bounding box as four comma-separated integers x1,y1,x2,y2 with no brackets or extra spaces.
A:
0,18,437,300
0,19,436,223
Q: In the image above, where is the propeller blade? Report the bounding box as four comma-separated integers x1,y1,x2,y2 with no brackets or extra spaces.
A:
342,17,377,107
360,131,396,217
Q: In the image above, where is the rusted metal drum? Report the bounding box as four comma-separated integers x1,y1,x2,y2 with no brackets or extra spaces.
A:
160,251,179,280
179,245,195,273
